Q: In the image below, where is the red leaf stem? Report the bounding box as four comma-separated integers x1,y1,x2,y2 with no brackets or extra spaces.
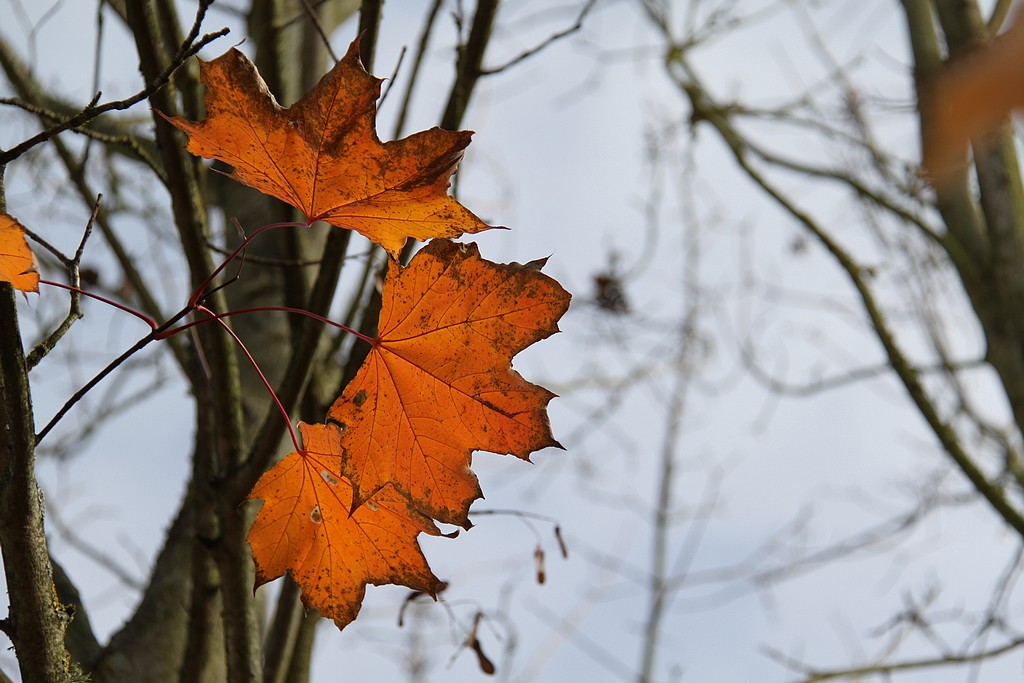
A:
195,305,301,454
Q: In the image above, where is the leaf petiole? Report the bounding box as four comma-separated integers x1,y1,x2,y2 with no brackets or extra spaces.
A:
39,279,158,330
34,220,319,445
195,305,301,454
160,306,377,345
187,220,312,307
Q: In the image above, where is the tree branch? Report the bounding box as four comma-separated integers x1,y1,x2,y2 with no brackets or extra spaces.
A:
765,635,1024,682
0,16,226,165
663,47,1024,536
0,170,74,681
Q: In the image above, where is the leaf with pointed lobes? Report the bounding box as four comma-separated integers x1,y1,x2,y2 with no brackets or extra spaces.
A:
328,239,571,528
246,422,445,630
0,214,39,293
164,38,494,258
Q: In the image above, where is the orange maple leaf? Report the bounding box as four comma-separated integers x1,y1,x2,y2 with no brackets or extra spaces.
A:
0,213,39,293
924,13,1024,180
247,422,445,629
328,239,571,527
165,39,493,258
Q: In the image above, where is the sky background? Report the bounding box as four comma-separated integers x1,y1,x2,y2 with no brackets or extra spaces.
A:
2,0,1021,681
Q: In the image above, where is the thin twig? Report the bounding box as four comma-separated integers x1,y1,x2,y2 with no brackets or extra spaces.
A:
34,301,192,445
204,238,325,267
26,195,102,369
298,0,339,63
987,0,1015,35
0,1,227,165
47,503,143,590
763,636,1024,682
72,196,98,264
36,360,168,461
392,0,443,138
0,97,166,182
656,35,1024,537
278,0,333,30
20,226,72,267
480,0,597,75
742,344,987,398
377,46,406,106
188,220,311,307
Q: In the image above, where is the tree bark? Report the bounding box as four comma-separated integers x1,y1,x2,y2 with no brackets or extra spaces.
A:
0,286,74,683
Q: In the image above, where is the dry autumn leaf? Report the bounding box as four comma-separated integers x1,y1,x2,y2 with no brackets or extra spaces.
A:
924,13,1024,180
0,213,39,293
328,239,571,527
247,422,445,629
165,39,493,258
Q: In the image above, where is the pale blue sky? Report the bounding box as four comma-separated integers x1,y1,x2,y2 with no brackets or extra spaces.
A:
2,1,1019,681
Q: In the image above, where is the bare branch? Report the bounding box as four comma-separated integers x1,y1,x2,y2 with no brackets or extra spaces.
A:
25,195,101,369
298,0,339,63
480,0,597,76
742,345,987,398
654,38,1024,536
0,3,227,165
764,636,1024,682
47,504,143,590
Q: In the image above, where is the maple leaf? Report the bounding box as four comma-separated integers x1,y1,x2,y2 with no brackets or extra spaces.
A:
923,13,1024,180
0,213,39,293
328,239,571,527
247,422,445,629
165,39,493,258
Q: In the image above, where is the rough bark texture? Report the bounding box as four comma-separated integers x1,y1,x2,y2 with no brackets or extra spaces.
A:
0,280,73,683
93,494,224,683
